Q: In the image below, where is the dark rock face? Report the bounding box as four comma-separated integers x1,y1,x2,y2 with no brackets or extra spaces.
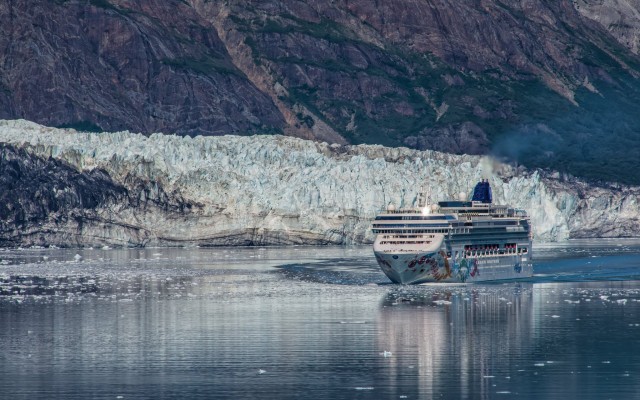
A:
404,122,489,155
0,144,126,246
0,143,195,247
575,0,640,55
0,0,286,136
2,1,640,183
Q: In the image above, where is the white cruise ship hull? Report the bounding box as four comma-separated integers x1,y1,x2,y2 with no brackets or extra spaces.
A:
374,250,533,284
372,185,534,284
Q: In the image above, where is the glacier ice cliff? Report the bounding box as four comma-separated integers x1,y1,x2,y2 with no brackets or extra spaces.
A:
0,119,638,247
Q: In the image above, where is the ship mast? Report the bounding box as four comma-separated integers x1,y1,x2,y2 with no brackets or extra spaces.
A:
417,183,432,212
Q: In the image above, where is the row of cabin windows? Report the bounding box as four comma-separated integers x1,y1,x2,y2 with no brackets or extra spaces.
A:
464,243,519,250
379,241,431,245
375,216,455,221
374,228,530,236
449,247,529,258
381,234,436,239
375,229,464,234
372,224,451,228
374,226,521,234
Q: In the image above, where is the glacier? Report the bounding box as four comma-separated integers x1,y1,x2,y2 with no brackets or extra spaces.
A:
0,119,638,247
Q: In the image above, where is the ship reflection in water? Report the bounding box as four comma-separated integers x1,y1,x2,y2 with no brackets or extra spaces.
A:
376,286,534,398
375,282,640,398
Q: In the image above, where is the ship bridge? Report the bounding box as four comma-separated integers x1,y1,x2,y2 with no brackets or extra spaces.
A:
438,201,526,219
371,211,455,233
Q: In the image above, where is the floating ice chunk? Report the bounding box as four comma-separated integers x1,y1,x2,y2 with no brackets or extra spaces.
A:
498,297,507,301
381,351,392,357
355,387,374,390
551,315,560,318
74,254,82,261
258,369,266,374
602,361,611,364
483,375,495,378
102,245,110,250
400,396,408,399
617,299,627,305
534,363,545,367
432,300,452,305
600,295,609,301
496,391,511,394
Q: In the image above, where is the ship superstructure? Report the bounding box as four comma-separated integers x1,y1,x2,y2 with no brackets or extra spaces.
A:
372,181,533,284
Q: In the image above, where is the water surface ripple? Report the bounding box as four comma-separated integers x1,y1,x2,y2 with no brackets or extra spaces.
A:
1,241,640,399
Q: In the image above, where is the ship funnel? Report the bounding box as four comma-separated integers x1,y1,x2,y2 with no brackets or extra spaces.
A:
471,179,492,203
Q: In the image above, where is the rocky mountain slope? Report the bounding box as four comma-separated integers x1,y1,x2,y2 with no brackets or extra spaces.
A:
576,0,640,54
2,1,640,183
0,0,287,136
1,120,638,247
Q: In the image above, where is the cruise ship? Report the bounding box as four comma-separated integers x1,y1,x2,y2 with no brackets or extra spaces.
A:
372,180,533,284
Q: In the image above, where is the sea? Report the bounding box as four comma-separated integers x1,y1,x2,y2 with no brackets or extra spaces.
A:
1,239,639,399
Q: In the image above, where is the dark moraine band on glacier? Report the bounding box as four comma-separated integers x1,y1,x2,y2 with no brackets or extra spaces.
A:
1,119,639,248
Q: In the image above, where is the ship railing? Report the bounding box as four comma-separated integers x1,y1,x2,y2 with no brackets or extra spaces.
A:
381,208,426,214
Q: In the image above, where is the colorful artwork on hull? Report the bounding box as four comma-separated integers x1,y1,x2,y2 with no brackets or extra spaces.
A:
430,251,452,281
456,259,470,282
470,259,479,277
375,255,392,271
514,262,522,273
406,253,435,271
455,258,480,282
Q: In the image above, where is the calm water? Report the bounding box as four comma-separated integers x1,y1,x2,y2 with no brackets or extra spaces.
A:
1,240,640,399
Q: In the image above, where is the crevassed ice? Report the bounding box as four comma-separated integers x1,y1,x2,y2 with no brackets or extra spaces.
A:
1,119,639,245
